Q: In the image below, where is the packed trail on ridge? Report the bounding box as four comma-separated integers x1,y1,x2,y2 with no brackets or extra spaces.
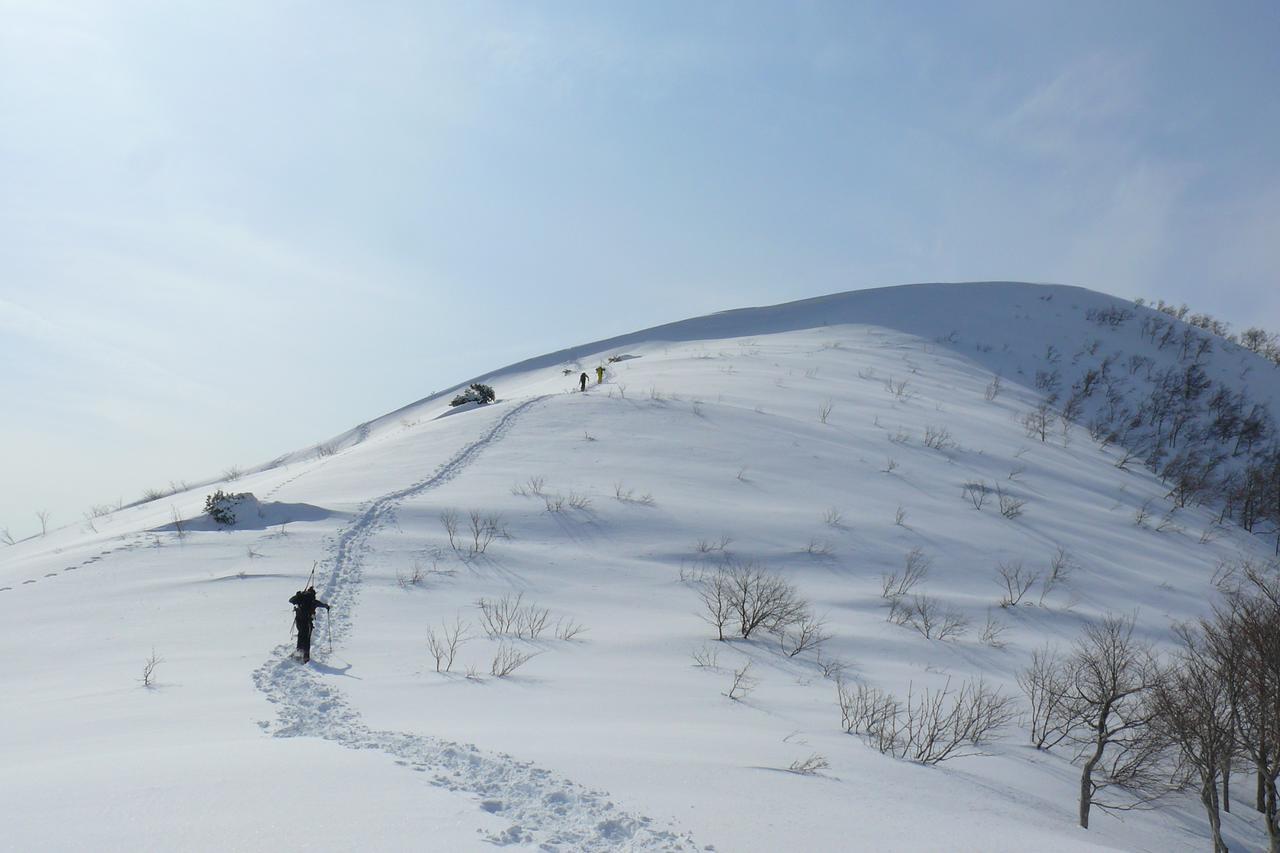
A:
252,395,700,850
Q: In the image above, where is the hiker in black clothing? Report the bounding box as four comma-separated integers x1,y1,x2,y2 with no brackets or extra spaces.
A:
289,586,330,663
579,372,588,392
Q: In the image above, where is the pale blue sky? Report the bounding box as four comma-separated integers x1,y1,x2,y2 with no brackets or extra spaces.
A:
2,1,1278,538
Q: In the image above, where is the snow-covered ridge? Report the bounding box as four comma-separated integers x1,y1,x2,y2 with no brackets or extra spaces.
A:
3,281,1278,852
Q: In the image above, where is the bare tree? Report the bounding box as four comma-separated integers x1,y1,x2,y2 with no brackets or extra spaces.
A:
1152,626,1235,853
1046,615,1166,829
1207,562,1280,850
36,510,51,537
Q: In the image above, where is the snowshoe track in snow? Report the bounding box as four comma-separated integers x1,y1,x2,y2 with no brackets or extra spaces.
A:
253,397,699,851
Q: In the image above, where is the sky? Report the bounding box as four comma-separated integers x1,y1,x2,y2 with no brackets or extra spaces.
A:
2,0,1278,541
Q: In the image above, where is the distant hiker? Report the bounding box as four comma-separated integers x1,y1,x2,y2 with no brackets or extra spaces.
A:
289,586,330,663
579,372,588,392
595,365,605,385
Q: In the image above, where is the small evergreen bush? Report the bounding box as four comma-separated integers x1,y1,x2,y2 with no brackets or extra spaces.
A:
450,383,496,407
205,490,253,525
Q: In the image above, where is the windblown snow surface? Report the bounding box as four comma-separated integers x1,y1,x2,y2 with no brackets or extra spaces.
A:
3,282,1279,852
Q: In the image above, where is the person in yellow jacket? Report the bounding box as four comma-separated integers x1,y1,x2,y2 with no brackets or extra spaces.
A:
595,365,605,384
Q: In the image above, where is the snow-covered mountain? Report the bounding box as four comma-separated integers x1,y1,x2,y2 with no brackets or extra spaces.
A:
3,282,1278,852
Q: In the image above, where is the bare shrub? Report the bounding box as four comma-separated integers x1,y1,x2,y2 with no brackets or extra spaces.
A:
895,678,1014,763
995,484,1025,519
803,539,834,557
779,612,831,658
691,643,720,668
698,570,735,641
440,509,459,550
962,481,989,510
788,754,829,775
490,643,537,677
996,560,1039,607
894,505,907,526
1133,499,1152,527
427,616,470,672
724,662,756,701
816,654,847,680
554,617,587,641
694,535,732,554
566,492,592,511
614,483,655,505
544,494,567,513
819,400,834,424
922,425,955,450
883,457,898,474
985,375,1002,401
884,377,911,401
1022,404,1056,442
980,610,1009,648
838,681,902,753
141,649,163,688
170,506,186,541
36,510,51,536
1017,645,1080,751
881,548,930,600
699,561,807,640
476,593,551,639
840,677,1014,764
468,510,504,555
223,465,243,482
1039,547,1075,604
1,527,14,546
902,595,969,641
822,507,844,527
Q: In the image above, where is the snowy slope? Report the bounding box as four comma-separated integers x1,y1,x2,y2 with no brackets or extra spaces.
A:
3,282,1278,852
